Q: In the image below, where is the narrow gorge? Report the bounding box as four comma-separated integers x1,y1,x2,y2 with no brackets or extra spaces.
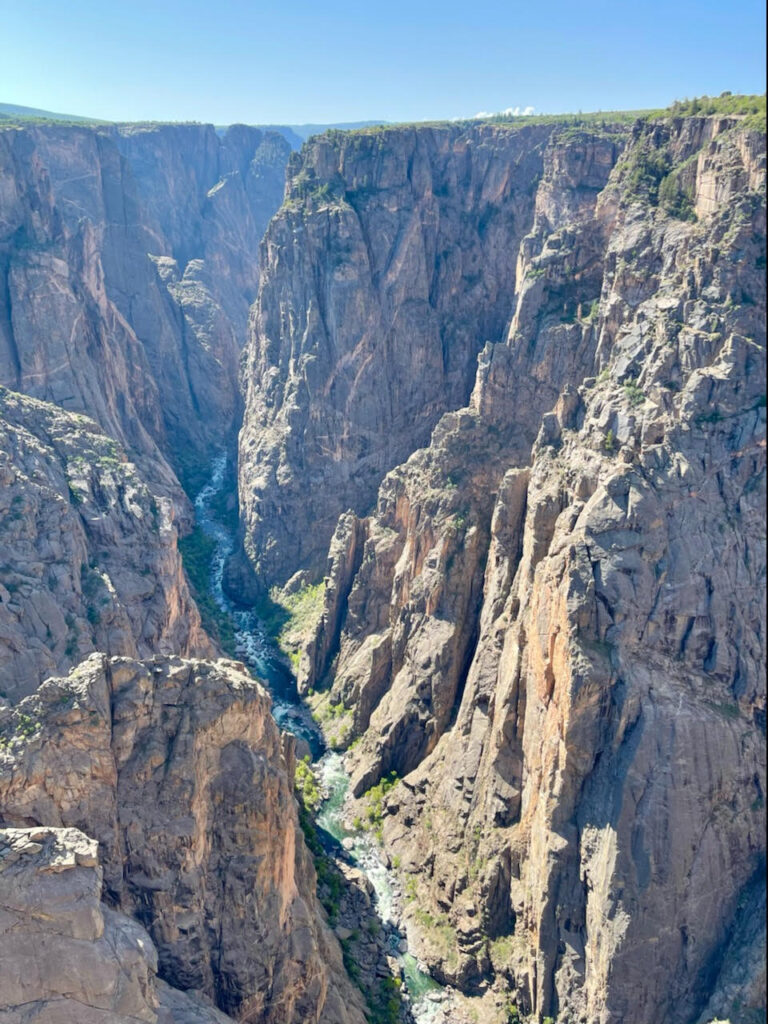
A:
0,103,764,1024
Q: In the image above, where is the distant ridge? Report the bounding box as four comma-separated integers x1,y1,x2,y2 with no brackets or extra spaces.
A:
0,103,387,144
0,102,104,123
235,121,390,149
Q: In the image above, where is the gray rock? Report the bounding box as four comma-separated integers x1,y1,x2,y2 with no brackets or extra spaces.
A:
0,389,211,700
0,655,367,1024
275,115,766,1022
0,122,290,500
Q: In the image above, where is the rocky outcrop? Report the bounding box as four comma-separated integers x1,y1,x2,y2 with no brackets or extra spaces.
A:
0,655,367,1024
239,121,623,584
0,826,234,1024
0,121,289,496
291,115,766,1022
0,387,211,701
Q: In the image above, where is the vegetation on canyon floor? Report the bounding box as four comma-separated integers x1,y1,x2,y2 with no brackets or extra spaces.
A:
293,758,404,1024
274,582,325,665
353,772,400,842
178,527,237,655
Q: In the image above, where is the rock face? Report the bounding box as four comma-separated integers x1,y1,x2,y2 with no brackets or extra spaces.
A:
0,121,289,496
0,387,211,701
0,120,374,1024
0,655,367,1024
239,121,605,583
281,115,766,1022
0,108,764,1024
0,825,234,1024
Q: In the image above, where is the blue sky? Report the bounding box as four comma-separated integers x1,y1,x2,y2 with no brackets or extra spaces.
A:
2,0,765,124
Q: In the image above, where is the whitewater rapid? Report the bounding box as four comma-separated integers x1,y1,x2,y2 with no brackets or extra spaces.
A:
195,451,446,1023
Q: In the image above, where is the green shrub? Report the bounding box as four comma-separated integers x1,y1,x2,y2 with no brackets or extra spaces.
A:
503,1001,522,1024
0,711,40,748
366,975,402,1024
624,142,671,204
659,171,696,221
623,379,646,407
585,298,600,322
360,771,399,841
14,713,38,738
669,92,766,119
256,581,324,669
178,528,236,655
295,755,321,811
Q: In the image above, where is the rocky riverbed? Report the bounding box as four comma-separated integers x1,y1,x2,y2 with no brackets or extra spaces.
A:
195,451,460,1023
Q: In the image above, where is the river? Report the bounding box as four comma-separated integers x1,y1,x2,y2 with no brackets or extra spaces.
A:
193,452,320,753
194,451,447,1023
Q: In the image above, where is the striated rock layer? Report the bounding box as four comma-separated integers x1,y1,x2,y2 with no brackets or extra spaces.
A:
277,115,766,1022
0,121,289,498
239,121,611,583
0,654,367,1024
0,387,211,700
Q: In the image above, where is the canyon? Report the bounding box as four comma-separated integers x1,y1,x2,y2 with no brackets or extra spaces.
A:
0,104,765,1024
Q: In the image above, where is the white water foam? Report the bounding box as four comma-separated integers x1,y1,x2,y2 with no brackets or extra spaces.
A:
195,453,447,1022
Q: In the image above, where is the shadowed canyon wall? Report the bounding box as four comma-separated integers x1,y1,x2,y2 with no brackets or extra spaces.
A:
0,655,367,1024
0,120,289,691
0,121,289,499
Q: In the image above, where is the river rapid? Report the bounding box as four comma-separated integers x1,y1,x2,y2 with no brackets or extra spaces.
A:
195,452,447,1023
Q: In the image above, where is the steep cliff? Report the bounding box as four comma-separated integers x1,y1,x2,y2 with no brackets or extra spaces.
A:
0,387,211,701
0,654,367,1024
239,121,611,583
276,115,766,1022
1,104,764,1024
0,121,289,497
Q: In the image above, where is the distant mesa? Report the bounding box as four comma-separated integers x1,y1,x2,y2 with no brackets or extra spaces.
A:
248,121,389,148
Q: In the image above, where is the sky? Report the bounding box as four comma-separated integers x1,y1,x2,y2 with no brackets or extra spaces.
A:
2,0,765,125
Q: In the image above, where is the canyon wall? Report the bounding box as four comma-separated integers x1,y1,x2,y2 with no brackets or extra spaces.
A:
239,121,610,582
0,127,377,1024
0,107,763,1024
249,116,767,1022
0,825,236,1024
0,121,289,497
0,387,211,700
0,654,367,1024
0,119,289,693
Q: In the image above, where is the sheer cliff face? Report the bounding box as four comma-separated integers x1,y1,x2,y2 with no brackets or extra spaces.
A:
239,122,620,584
256,116,766,1022
0,655,367,1024
0,122,289,497
0,387,212,701
0,124,372,1024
